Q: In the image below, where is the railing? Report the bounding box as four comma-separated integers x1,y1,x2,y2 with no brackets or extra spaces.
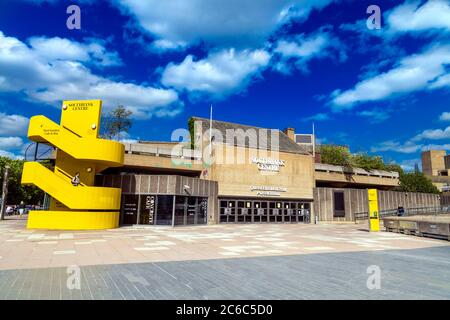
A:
123,143,202,160
315,163,399,179
354,205,450,221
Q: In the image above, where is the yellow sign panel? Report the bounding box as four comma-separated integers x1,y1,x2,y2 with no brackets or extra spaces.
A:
368,188,380,232
21,100,124,230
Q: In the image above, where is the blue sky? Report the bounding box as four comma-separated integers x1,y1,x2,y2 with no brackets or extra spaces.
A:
0,0,449,170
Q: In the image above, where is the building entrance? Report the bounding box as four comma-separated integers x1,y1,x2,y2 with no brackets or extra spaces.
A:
120,194,208,226
219,198,310,224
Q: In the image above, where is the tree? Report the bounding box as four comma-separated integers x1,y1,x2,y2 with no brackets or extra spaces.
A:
0,157,44,205
398,171,440,194
352,153,386,171
384,163,404,175
319,145,353,168
101,105,133,140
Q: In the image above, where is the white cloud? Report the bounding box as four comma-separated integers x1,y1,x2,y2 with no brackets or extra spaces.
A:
0,137,23,149
273,29,346,73
0,149,23,160
439,112,450,121
371,123,450,154
28,36,122,67
331,44,450,109
0,113,29,136
302,113,330,122
412,125,450,141
0,31,180,118
387,0,450,34
161,48,271,98
371,140,422,154
357,108,391,123
115,0,337,49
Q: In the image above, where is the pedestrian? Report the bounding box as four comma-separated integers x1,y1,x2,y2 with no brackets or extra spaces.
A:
71,172,81,186
18,201,25,216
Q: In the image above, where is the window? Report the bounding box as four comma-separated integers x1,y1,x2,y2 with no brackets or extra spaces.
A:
333,192,345,218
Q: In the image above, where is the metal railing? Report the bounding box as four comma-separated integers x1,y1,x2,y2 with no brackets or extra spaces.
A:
354,205,450,221
123,143,202,160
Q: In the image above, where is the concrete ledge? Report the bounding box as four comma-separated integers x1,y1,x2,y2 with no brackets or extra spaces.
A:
383,215,450,240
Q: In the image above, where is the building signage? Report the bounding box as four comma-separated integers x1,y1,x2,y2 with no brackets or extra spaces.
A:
145,195,155,225
251,185,287,197
251,157,285,172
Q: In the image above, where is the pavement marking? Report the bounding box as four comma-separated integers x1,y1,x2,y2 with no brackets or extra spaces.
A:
144,240,176,246
134,247,169,251
59,233,74,239
53,250,76,255
6,239,24,242
27,234,45,240
304,246,334,251
251,249,284,254
219,252,240,256
74,241,92,245
37,241,58,245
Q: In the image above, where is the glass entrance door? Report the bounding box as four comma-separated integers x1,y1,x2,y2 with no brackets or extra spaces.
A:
220,200,236,223
174,196,208,225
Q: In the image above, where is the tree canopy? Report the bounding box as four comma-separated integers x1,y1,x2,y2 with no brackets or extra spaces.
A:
101,105,133,140
319,145,438,194
0,157,44,205
398,171,440,194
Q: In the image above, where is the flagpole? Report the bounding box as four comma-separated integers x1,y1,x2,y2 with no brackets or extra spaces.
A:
209,104,213,156
312,122,316,158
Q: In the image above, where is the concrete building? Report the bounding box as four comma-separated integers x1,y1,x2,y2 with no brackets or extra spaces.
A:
90,117,436,226
421,150,450,192
21,102,442,230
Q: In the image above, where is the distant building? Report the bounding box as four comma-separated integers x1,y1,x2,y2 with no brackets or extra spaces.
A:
421,150,450,192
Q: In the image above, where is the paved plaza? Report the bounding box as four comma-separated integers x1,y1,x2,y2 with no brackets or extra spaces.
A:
0,217,449,299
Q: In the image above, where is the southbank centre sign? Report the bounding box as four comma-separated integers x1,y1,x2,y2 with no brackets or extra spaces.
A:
251,157,286,172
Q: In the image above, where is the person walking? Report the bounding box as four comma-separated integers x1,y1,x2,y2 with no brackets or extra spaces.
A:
18,201,25,217
71,172,81,186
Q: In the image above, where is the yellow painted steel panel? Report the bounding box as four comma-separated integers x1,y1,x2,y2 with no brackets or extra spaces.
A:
22,162,121,210
27,210,119,230
21,100,124,230
368,189,380,232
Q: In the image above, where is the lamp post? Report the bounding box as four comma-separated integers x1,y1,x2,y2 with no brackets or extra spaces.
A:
0,165,10,220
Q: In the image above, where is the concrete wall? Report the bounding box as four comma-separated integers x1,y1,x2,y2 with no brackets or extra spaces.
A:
314,188,368,222
210,144,315,200
442,192,450,206
314,187,441,222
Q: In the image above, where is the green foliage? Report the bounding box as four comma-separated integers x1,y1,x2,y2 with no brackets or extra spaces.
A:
0,157,44,205
398,171,440,194
101,105,133,140
352,153,386,171
188,117,195,149
320,145,439,194
319,145,352,167
384,163,404,175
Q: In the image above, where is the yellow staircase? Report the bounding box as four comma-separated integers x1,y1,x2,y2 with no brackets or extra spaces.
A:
21,100,125,230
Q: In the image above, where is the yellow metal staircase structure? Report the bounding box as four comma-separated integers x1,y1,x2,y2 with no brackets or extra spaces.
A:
21,100,125,230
